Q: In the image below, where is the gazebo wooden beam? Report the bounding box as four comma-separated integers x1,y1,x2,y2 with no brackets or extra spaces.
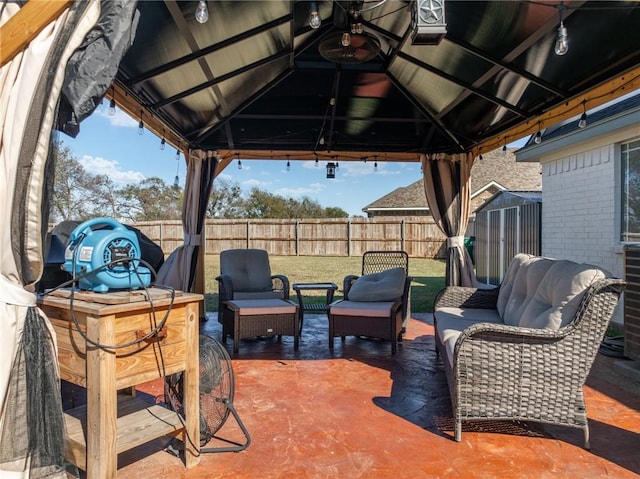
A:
213,149,422,177
474,64,640,157
0,0,72,68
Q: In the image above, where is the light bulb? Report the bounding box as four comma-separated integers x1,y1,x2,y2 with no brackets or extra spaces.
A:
351,23,357,34
174,175,179,187
555,23,568,55
160,138,166,150
175,148,180,160
319,136,325,145
286,160,291,171
238,160,242,170
534,131,542,144
315,158,319,167
108,98,116,116
195,0,208,24
502,144,507,155
341,33,351,47
374,162,378,171
309,2,321,29
138,119,144,135
578,112,587,128
356,23,363,34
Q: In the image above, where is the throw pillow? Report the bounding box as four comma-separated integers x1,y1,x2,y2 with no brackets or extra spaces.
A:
347,267,405,302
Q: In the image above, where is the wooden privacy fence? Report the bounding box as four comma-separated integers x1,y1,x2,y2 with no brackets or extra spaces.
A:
130,217,448,258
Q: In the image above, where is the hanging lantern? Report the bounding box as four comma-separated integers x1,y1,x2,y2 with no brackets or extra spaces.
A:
326,162,336,179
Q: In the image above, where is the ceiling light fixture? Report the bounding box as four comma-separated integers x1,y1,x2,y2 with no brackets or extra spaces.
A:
412,0,447,45
554,3,569,56
195,0,209,24
578,101,588,128
309,2,321,29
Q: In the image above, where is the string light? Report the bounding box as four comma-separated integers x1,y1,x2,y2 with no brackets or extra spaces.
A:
160,136,166,150
175,146,180,161
238,159,242,170
555,3,569,56
286,156,291,171
534,122,542,144
195,0,209,23
309,2,321,29
578,101,588,128
137,110,144,135
108,86,116,116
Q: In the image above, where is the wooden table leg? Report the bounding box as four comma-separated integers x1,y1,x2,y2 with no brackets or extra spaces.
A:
85,313,117,479
183,301,200,467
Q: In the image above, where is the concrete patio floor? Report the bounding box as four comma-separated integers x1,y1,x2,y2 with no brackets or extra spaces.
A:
65,312,640,478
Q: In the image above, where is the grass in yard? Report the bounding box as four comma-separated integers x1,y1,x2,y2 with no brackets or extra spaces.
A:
204,255,446,313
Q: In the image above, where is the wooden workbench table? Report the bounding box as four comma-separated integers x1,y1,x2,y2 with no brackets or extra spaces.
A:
39,288,203,479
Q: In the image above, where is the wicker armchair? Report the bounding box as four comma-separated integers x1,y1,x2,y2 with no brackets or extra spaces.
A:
434,271,625,448
216,248,290,322
329,251,412,354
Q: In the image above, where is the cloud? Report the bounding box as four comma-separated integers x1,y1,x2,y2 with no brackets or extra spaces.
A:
80,155,146,184
275,182,326,197
95,105,138,128
243,178,271,188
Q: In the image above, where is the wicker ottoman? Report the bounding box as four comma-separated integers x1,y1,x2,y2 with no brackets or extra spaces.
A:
328,300,402,354
223,299,300,354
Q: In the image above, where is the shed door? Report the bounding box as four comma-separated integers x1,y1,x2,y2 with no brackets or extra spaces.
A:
486,206,520,285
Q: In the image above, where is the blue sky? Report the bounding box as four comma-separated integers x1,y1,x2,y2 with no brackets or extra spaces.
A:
62,103,527,217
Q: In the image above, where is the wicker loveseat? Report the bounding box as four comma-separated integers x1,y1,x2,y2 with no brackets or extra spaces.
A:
433,253,626,448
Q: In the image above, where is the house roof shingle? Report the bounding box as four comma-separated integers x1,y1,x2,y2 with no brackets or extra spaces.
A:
363,149,541,212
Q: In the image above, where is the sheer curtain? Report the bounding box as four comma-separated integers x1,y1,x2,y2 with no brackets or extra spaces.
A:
421,152,477,287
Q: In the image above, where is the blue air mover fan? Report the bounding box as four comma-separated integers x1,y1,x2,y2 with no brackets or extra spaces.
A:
63,217,152,293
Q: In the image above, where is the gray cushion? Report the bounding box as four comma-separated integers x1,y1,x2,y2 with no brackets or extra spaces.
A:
347,267,405,302
220,249,273,292
518,261,606,329
500,256,556,326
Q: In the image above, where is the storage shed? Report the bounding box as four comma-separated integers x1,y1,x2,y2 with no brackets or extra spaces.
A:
473,191,542,286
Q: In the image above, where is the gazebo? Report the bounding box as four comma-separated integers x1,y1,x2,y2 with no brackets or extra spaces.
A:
1,1,640,477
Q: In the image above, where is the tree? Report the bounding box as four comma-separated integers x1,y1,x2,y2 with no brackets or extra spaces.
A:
208,179,245,218
116,177,183,221
50,141,117,222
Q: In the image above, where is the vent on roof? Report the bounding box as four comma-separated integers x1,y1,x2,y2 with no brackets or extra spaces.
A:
318,32,380,64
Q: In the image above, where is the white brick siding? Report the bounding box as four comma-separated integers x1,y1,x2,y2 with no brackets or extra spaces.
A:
541,144,625,325
541,144,622,276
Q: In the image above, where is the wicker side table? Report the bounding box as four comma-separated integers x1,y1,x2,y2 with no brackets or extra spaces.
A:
223,299,300,354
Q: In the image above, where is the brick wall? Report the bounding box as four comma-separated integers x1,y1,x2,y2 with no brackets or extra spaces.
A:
542,144,622,275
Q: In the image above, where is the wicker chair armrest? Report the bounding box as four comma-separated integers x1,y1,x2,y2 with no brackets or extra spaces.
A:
343,275,360,299
271,274,290,300
434,285,500,310
216,274,234,301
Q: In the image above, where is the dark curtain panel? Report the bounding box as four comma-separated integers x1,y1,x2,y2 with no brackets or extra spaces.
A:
156,149,218,292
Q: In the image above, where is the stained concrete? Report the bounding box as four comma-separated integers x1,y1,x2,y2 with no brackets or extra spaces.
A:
66,313,640,478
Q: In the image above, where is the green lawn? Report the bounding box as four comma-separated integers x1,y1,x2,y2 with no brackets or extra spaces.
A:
204,255,446,313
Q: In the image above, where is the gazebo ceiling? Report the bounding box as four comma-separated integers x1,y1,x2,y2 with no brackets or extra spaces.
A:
5,1,640,164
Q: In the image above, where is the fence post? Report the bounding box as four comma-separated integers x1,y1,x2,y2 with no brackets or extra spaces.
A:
295,219,300,256
246,219,250,249
401,218,405,252
347,219,352,257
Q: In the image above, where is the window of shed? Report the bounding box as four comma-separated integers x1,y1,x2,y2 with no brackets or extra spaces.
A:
621,139,640,242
